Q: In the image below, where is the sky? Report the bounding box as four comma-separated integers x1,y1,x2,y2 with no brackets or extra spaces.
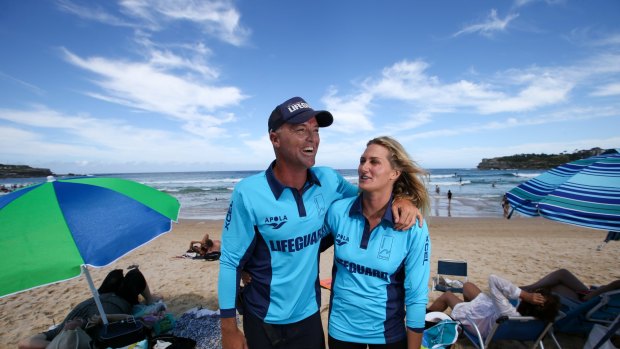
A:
1,0,619,174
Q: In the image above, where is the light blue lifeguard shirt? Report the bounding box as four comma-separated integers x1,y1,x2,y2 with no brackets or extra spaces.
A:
325,195,430,344
218,161,358,324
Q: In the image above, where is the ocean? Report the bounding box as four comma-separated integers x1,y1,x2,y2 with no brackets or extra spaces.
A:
0,168,541,220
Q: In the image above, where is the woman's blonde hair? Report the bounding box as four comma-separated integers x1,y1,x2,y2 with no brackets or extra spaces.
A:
367,136,430,217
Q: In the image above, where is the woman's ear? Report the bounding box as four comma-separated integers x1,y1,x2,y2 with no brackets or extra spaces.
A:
390,169,401,181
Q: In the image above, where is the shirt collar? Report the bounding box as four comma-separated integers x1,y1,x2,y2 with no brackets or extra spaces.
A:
265,160,322,199
349,194,395,225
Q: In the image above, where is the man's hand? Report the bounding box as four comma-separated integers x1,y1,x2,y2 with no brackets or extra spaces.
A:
392,197,423,230
221,317,248,349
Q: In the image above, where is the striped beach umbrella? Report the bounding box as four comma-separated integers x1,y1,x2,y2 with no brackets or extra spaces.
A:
505,149,620,242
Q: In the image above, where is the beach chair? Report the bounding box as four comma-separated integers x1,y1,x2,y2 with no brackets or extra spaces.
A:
554,289,620,335
462,315,555,349
432,259,468,293
586,315,620,349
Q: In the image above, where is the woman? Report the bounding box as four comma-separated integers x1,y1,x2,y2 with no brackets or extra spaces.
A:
427,274,560,338
324,136,431,349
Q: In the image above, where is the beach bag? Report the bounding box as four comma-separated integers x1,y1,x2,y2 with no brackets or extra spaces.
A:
95,317,146,348
48,327,93,349
422,319,460,349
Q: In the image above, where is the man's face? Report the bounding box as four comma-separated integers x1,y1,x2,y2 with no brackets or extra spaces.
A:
271,117,321,170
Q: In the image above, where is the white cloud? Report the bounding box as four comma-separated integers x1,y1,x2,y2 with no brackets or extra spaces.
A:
403,105,619,141
0,106,258,172
57,0,249,46
322,89,374,134
61,48,246,134
323,50,620,132
0,71,46,96
454,9,519,38
591,83,620,97
119,0,250,46
56,0,135,27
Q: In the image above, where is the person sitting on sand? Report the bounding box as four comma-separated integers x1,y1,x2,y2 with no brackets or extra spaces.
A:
426,274,560,338
188,233,221,256
520,268,620,302
18,267,159,349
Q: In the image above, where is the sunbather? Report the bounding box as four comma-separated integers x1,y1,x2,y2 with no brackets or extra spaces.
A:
188,233,221,256
520,268,620,302
426,274,560,338
18,267,159,349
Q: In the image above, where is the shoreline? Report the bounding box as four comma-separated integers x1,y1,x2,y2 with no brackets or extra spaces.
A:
1,217,618,348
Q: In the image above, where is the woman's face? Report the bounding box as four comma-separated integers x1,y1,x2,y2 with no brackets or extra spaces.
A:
358,143,399,193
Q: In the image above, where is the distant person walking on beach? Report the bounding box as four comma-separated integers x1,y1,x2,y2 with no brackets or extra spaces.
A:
447,190,452,204
217,96,422,349
502,194,511,218
435,185,440,194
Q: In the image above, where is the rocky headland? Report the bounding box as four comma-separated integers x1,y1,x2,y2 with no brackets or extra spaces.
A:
0,164,53,178
477,147,606,170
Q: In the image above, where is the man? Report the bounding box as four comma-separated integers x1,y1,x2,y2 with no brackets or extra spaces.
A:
218,96,421,349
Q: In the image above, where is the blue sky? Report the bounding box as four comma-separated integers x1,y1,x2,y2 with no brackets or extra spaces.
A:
1,0,619,174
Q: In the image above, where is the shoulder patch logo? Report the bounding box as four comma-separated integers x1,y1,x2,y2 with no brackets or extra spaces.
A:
265,215,288,229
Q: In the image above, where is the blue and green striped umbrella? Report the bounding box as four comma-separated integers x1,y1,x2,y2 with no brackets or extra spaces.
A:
506,149,620,232
0,176,180,298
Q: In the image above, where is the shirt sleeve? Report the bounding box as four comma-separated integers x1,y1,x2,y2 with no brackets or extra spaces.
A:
217,187,257,318
488,274,522,317
405,222,431,331
334,170,359,198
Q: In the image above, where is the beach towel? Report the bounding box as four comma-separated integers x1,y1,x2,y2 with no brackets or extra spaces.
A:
172,308,222,349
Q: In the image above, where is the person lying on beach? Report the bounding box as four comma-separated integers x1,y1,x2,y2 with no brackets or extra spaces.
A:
18,267,159,349
426,274,560,338
520,268,620,302
188,233,221,256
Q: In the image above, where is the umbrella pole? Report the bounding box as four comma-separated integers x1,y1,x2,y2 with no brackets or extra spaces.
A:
82,265,109,325
506,207,515,219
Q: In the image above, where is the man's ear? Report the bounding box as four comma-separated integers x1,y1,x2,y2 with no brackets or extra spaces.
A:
269,131,280,148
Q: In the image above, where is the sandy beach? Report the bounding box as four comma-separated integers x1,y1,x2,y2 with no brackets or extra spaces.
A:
1,217,618,348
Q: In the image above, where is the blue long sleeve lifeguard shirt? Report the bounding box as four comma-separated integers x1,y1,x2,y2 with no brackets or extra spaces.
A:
325,195,431,344
218,163,358,324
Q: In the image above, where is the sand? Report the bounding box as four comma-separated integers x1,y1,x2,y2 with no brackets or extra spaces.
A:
1,217,618,348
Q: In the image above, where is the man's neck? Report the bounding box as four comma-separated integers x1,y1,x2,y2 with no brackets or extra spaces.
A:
273,162,308,191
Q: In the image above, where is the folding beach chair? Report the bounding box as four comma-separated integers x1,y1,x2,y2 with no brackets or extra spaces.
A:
554,289,620,335
432,259,468,293
462,315,555,349
586,314,620,349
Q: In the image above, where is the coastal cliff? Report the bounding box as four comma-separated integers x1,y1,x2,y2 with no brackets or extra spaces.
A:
477,147,605,170
0,164,53,178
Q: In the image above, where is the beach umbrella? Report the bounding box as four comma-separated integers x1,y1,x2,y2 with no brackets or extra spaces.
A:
505,149,620,247
0,175,180,323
